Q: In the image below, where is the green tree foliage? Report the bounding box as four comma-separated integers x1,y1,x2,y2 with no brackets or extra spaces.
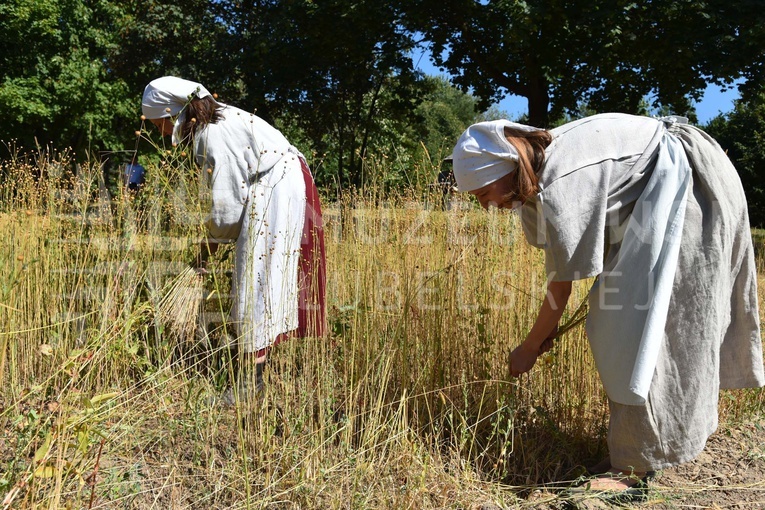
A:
110,0,226,95
220,0,425,190
1,0,434,193
0,0,135,154
704,93,765,227
6,0,760,197
369,76,509,190
414,76,481,165
408,0,765,127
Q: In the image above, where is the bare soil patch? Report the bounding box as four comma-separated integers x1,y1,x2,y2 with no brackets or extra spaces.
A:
521,419,765,509
645,420,765,509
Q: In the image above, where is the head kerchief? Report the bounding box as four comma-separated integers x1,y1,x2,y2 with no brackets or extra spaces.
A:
141,76,213,120
452,120,541,192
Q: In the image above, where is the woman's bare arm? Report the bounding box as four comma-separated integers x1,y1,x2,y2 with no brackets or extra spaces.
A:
510,280,572,376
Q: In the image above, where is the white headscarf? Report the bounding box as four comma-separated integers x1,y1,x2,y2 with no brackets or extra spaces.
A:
451,119,542,192
141,76,214,120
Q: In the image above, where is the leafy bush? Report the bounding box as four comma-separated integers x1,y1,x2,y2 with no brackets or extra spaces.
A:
704,93,765,227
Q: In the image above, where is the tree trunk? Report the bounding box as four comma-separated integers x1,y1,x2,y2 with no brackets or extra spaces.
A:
527,78,550,128
356,75,385,189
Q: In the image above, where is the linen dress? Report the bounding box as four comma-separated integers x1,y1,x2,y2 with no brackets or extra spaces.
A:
520,113,764,470
194,105,326,354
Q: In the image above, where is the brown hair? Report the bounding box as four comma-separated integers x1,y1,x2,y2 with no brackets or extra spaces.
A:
502,126,553,204
180,96,224,141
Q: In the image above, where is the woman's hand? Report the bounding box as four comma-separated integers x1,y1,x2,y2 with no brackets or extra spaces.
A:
512,325,557,377
193,259,209,276
510,343,540,377
190,251,210,275
191,240,219,275
511,281,571,378
538,324,559,355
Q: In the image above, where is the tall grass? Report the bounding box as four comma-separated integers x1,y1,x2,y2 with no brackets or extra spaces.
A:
0,148,762,509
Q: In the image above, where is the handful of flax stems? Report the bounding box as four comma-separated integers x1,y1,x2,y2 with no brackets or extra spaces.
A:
554,296,589,339
157,266,206,343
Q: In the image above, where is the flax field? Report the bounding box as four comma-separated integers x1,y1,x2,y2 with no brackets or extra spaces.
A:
1,147,763,509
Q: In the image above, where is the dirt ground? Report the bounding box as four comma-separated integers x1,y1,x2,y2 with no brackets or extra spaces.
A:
648,421,765,509
519,419,765,509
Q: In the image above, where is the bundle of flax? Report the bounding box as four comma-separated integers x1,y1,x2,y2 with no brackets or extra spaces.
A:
157,266,206,343
554,295,589,338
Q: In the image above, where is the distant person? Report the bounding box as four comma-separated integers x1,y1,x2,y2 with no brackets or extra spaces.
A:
436,156,456,210
142,76,327,404
451,114,764,501
124,162,145,192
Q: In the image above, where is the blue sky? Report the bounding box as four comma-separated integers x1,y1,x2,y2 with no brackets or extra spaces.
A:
490,84,738,125
687,85,739,124
412,50,740,125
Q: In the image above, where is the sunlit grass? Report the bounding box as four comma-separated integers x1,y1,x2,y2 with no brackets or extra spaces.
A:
0,148,762,508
